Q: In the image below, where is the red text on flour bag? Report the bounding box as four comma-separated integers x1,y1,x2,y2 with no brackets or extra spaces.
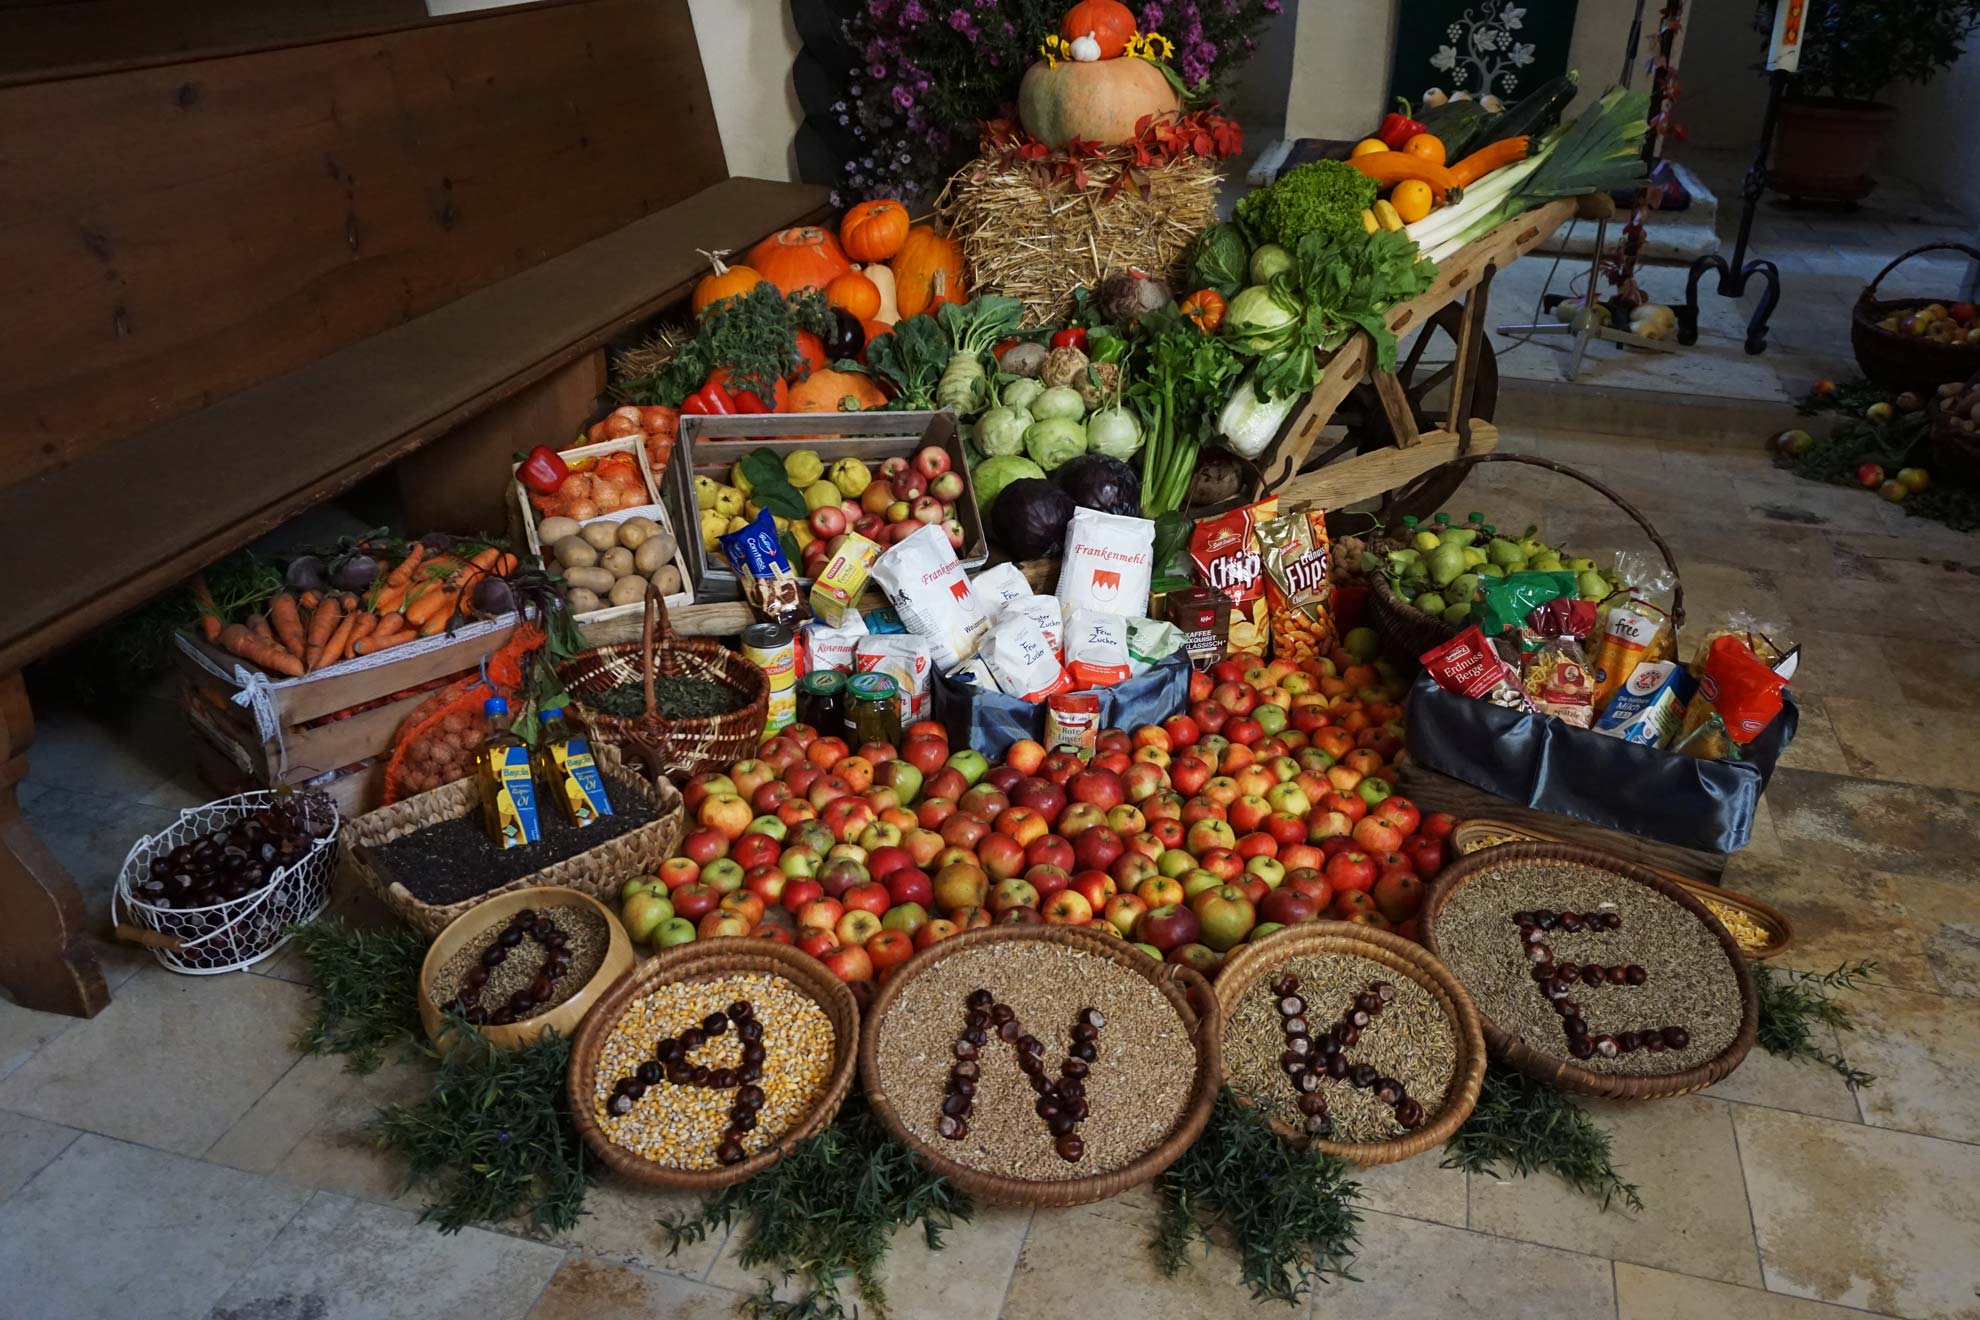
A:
1057,508,1155,618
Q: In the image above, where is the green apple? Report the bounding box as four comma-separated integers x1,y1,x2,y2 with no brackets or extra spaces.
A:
1354,776,1393,809
621,891,674,943
1158,849,1197,878
1342,628,1380,662
654,917,697,948
1244,857,1285,889
880,902,929,935
945,749,990,786
1132,942,1164,962
1252,704,1287,736
745,815,788,840
1248,921,1286,942
701,858,745,893
621,875,666,902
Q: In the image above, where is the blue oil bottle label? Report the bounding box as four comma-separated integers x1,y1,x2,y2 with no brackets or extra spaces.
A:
492,749,543,848
556,736,614,825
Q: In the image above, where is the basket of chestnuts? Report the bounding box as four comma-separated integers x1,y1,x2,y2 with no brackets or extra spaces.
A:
112,788,340,974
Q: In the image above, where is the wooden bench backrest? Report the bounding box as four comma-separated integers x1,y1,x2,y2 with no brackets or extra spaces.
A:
0,0,727,487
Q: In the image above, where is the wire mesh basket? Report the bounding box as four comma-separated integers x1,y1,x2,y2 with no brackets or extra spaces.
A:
112,790,340,974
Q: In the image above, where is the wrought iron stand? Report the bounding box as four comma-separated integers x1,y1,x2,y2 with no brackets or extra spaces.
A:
1674,69,1788,354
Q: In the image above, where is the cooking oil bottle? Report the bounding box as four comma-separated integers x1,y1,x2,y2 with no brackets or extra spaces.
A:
534,704,613,828
476,697,542,849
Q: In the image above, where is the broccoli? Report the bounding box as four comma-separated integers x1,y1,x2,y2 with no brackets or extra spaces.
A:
1235,161,1379,254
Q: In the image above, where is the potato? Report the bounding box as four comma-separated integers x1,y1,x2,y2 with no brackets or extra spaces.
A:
553,536,598,569
651,564,683,596
537,515,581,546
633,537,671,575
565,587,602,614
581,521,621,552
599,546,636,577
608,575,648,606
564,566,616,595
617,516,660,549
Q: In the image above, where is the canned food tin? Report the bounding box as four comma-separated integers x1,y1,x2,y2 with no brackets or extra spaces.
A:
762,686,797,740
741,621,797,692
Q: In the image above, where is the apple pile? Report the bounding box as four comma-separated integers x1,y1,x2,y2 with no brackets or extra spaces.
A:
800,446,969,577
621,643,1458,986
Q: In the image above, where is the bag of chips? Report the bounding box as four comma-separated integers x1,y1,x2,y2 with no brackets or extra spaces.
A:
1256,508,1335,662
1587,595,1674,712
1189,498,1277,657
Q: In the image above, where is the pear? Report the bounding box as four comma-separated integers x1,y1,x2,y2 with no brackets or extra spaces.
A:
1487,537,1525,567
1530,552,1564,573
1462,547,1488,568
1442,602,1473,626
1577,570,1612,600
1414,530,1442,551
1566,556,1595,572
1440,528,1480,548
1478,563,1507,578
1428,542,1468,587
1413,591,1448,615
1449,572,1480,602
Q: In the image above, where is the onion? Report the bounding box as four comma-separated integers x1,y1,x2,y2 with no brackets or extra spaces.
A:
603,413,641,439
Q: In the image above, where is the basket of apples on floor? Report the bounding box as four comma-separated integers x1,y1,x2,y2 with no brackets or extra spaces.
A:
619,648,1458,987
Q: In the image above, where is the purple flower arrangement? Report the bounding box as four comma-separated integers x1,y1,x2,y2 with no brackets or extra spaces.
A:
834,0,1279,206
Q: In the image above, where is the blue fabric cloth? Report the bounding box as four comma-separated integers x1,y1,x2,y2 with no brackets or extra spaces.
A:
932,657,1192,758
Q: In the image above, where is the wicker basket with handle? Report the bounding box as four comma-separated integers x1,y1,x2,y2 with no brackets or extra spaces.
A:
558,580,768,782
342,743,683,938
1212,924,1487,1165
858,924,1223,1208
1420,841,1757,1101
1368,453,1685,668
566,938,860,1192
1850,243,1980,395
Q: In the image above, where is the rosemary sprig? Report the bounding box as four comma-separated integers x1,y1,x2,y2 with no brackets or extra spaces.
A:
1153,1091,1363,1305
372,1020,592,1234
660,1094,971,1320
290,918,428,1074
1755,960,1878,1090
1443,1063,1643,1212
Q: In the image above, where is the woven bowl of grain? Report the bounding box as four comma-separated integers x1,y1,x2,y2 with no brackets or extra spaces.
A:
859,925,1222,1208
1422,842,1758,1100
567,939,859,1192
1213,924,1486,1165
419,886,634,1052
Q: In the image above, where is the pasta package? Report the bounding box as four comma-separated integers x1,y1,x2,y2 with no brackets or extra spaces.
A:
1189,498,1277,657
1678,634,1789,744
1257,509,1335,662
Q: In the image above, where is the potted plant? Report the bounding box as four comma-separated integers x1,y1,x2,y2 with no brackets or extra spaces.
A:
1757,0,1980,203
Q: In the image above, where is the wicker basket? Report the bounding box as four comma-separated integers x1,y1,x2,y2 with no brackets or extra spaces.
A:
566,938,860,1191
1851,244,1980,396
342,743,683,938
1367,453,1686,669
417,887,636,1051
1212,924,1486,1165
1927,369,1980,487
858,924,1223,1208
559,581,768,782
111,789,338,974
1420,842,1758,1100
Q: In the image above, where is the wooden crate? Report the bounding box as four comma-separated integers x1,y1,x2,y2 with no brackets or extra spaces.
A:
665,411,986,602
510,433,695,627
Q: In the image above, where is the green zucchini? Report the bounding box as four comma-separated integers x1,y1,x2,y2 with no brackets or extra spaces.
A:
1417,100,1494,159
1475,71,1580,149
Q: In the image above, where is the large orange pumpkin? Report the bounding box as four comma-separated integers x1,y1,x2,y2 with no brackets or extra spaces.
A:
825,270,882,321
891,227,966,320
1017,56,1180,149
840,199,911,264
745,227,854,294
691,250,764,315
787,368,888,413
1061,0,1137,58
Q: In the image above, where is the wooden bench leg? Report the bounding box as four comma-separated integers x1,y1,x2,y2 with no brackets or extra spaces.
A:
0,673,110,1018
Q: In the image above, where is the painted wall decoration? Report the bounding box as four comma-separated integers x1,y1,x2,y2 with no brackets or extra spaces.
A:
1387,0,1579,105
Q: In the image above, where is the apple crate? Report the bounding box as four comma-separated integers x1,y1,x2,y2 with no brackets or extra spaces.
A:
511,434,695,627
664,411,986,603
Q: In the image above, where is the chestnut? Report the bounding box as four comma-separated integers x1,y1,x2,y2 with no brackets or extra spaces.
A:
681,1028,706,1051
1295,1069,1322,1094
967,989,993,1010
1526,943,1555,965
1297,1092,1329,1116
1534,909,1558,930
716,1140,747,1166
1396,1098,1425,1129
1284,1016,1310,1036
1560,912,1585,933
1372,981,1396,1003
1034,1096,1058,1120
608,1094,635,1117
1055,1133,1085,1163
1278,995,1306,1017
937,1115,967,1140
997,1020,1023,1043
1373,1077,1403,1105
1304,1114,1331,1136
738,1020,764,1043
1606,965,1630,986
1325,1054,1350,1080
1624,964,1648,986
990,1004,1016,1026
1592,1034,1620,1058
1355,991,1382,1015
1661,1026,1690,1050
1079,1007,1105,1029
728,1001,754,1021
1349,1064,1379,1089
1567,1037,1595,1060
1273,974,1301,996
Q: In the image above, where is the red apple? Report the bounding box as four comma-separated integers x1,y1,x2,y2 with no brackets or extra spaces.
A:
1025,834,1076,873
1137,903,1201,951
1023,863,1070,899
1259,887,1320,926
1069,871,1116,912
821,944,874,982
1352,815,1403,855
1372,870,1425,923
1010,777,1068,823
884,867,933,907
1071,826,1125,873
1325,849,1378,894
672,883,721,921
1042,890,1093,925
977,831,1028,880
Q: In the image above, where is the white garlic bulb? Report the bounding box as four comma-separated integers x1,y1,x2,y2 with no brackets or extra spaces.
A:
1070,32,1102,61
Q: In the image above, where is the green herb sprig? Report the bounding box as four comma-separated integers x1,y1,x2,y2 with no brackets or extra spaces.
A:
372,1021,592,1235
1755,960,1878,1089
624,285,832,409
661,1094,971,1320
1153,1091,1364,1305
1442,1063,1643,1211
865,314,951,411
290,918,429,1074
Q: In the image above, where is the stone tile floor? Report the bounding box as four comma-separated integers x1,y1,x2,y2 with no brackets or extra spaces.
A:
5,422,1980,1319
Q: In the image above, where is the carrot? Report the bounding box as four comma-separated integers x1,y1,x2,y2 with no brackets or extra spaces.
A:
348,612,381,645
191,576,224,642
405,585,459,628
220,623,304,677
466,547,502,573
372,581,410,614
1448,136,1529,188
304,598,342,671
418,607,456,637
248,613,277,648
371,611,411,637
353,630,413,656
269,594,306,657
385,545,427,587
299,590,321,612
493,552,517,576
318,610,360,669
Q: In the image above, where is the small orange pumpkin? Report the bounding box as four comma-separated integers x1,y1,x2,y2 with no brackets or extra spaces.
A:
787,368,888,413
745,226,854,294
825,270,882,321
691,249,764,315
1061,0,1137,58
840,199,911,264
891,226,966,320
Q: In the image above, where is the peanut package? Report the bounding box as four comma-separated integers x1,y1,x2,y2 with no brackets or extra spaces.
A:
1256,508,1335,662
1189,497,1277,657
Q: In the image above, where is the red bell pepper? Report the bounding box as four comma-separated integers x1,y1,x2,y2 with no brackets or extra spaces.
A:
1377,100,1425,148
682,377,735,416
515,445,568,494
1050,327,1089,352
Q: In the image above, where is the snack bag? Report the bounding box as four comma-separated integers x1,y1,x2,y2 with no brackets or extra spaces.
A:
1043,690,1102,754
1059,508,1156,617
719,510,807,626
1421,627,1534,711
1189,498,1277,656
1678,634,1789,744
982,617,1071,701
1520,639,1596,728
1587,595,1673,711
854,634,934,721
1475,571,1577,637
1126,617,1184,675
800,610,866,675
1257,508,1335,662
1064,608,1132,687
970,562,1034,612
869,523,991,670
1594,659,1694,747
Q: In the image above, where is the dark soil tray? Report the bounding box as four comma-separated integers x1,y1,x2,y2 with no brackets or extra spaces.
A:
370,774,657,906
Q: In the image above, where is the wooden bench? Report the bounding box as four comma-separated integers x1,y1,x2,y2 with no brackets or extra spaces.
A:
0,0,830,1017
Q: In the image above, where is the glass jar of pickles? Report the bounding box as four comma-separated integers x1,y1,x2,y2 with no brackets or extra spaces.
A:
845,672,903,747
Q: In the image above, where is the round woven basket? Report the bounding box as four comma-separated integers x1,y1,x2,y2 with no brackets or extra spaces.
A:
859,925,1222,1208
1420,842,1757,1101
1928,369,1980,487
1367,453,1685,669
417,887,635,1051
567,938,860,1192
559,581,769,782
1212,924,1486,1165
1850,244,1980,395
